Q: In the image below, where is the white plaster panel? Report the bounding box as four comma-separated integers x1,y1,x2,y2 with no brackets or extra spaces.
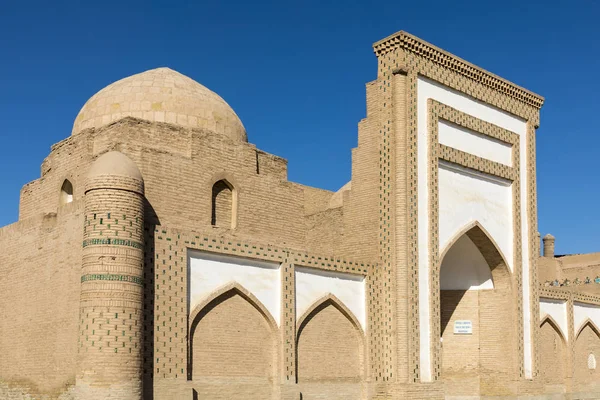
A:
540,298,569,341
438,162,513,273
417,76,529,381
438,120,513,166
295,267,366,330
188,250,281,326
574,302,600,336
440,235,493,290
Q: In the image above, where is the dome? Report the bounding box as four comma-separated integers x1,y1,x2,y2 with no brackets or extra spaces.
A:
88,151,143,181
72,67,247,142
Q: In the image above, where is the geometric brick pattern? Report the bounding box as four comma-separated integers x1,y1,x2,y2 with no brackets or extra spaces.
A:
375,33,538,385
151,228,372,397
19,28,600,400
427,99,521,383
77,171,145,399
373,31,545,110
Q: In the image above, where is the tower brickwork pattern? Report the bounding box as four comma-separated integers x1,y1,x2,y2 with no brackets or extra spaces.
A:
75,154,145,400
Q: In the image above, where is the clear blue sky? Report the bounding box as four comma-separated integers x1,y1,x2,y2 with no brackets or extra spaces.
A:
0,0,598,255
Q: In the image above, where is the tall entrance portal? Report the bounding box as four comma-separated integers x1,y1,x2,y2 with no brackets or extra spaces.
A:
438,224,516,397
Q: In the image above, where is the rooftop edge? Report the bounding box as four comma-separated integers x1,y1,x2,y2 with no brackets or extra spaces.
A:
373,31,545,109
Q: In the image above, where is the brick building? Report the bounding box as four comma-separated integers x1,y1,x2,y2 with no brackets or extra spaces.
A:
1,31,600,399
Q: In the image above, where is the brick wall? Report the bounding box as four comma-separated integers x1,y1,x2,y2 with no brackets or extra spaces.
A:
0,203,83,398
297,302,364,400
440,290,480,396
573,323,600,393
538,320,567,391
190,291,275,399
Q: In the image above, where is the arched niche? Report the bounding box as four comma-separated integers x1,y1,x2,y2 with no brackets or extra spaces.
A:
60,179,74,205
296,294,365,400
574,320,600,390
188,283,277,399
211,179,237,229
437,222,514,397
538,316,567,388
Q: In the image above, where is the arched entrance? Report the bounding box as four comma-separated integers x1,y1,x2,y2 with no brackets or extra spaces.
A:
437,223,515,397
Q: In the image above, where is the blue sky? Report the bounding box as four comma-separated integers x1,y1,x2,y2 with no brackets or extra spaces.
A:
0,0,598,255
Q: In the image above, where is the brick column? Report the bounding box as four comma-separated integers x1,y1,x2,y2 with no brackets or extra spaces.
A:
75,152,145,400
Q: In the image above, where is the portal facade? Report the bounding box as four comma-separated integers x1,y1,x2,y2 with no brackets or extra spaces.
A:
1,31,600,399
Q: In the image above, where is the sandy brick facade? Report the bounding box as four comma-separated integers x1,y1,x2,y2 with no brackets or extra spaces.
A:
1,30,600,400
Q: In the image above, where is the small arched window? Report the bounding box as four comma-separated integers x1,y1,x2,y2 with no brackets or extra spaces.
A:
211,179,236,229
60,179,74,205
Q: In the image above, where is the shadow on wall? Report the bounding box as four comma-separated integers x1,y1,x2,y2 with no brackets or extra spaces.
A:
143,199,160,400
440,289,468,335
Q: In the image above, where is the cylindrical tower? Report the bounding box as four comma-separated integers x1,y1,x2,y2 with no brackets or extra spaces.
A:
543,233,555,258
76,151,145,399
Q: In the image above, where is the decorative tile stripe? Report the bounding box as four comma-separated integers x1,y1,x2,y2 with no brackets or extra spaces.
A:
540,288,571,301
437,144,515,181
407,70,421,383
574,293,600,305
546,277,600,287
281,260,295,382
166,230,373,275
292,252,369,275
373,31,544,109
526,122,541,377
429,99,518,182
83,238,143,249
81,273,143,285
430,100,519,145
540,287,600,306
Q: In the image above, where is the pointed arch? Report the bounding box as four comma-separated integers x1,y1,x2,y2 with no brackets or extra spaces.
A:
296,293,365,384
439,220,510,275
188,281,278,381
210,176,238,229
437,220,515,393
573,318,600,387
296,293,365,338
59,179,74,205
539,313,568,385
540,314,568,344
189,281,277,334
576,318,600,341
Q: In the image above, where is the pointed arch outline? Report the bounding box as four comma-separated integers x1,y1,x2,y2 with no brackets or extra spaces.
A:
187,281,279,381
209,172,239,229
575,318,600,341
439,220,511,276
296,293,365,338
188,281,277,334
434,219,515,383
295,293,366,383
59,177,75,206
540,313,568,344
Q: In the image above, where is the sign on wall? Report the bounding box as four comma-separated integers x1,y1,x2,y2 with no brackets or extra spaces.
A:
453,320,473,335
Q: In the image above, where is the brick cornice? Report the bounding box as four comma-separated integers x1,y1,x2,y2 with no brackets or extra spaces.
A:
373,31,545,109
